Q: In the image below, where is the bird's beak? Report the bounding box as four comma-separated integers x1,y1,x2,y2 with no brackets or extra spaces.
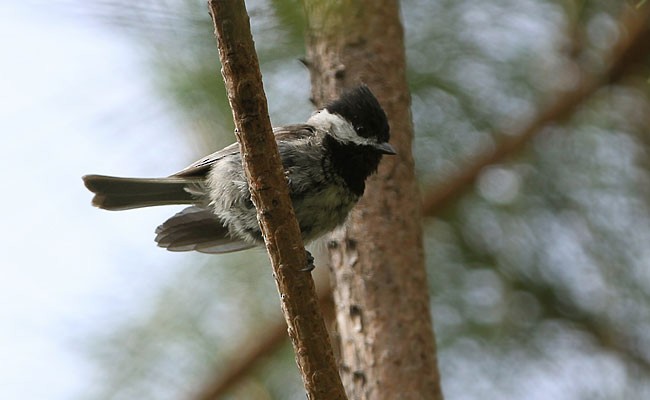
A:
372,142,397,155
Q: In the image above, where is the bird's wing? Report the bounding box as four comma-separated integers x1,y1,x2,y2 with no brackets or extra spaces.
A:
171,141,240,178
170,125,316,178
155,206,255,253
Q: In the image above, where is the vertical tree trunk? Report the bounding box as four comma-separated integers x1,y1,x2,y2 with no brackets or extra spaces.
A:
303,1,444,399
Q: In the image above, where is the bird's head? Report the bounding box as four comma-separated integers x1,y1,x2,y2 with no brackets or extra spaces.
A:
308,85,396,155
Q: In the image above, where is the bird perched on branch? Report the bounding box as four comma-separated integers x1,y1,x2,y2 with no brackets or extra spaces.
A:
83,85,395,258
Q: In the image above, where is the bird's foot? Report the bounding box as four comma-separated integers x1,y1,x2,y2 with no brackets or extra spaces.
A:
300,250,315,272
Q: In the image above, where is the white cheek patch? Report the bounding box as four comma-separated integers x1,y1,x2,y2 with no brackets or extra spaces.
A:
307,109,377,146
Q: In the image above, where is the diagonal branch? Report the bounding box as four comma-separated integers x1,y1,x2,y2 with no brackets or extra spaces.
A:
421,4,650,216
205,1,346,399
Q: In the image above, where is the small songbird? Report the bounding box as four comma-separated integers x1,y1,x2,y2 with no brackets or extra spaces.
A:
83,85,395,256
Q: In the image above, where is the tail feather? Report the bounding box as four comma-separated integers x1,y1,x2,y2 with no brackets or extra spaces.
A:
82,174,199,210
155,206,254,254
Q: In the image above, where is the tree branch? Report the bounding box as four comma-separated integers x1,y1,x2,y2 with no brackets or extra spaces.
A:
421,4,650,216
206,1,346,399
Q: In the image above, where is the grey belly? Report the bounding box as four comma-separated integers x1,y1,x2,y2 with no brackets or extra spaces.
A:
292,184,358,242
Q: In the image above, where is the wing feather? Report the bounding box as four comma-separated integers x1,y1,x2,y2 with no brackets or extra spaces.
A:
170,125,317,178
155,206,254,253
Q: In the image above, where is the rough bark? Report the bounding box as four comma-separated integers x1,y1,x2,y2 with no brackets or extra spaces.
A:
303,1,443,399
206,1,347,399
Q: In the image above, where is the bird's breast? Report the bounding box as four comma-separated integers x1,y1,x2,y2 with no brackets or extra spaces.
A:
291,180,359,242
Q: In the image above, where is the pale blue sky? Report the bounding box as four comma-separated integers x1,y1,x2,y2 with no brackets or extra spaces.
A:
0,2,204,398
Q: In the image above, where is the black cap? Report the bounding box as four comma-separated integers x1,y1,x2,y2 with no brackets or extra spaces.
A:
325,85,390,143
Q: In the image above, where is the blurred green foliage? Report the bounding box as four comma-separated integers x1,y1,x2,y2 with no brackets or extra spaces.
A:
80,0,650,399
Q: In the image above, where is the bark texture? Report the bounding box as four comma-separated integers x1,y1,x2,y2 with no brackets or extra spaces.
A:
303,1,443,399
207,1,347,399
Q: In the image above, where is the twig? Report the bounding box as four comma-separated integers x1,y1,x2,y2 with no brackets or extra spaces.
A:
421,4,650,216
205,1,346,399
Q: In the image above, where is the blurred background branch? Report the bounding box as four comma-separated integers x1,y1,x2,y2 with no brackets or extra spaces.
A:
192,284,334,400
421,4,650,216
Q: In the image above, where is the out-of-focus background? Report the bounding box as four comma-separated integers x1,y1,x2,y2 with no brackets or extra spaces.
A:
3,0,650,399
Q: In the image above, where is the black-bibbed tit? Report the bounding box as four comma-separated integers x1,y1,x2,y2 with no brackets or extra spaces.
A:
83,85,396,260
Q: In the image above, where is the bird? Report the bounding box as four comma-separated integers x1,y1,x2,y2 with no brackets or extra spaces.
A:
83,85,395,260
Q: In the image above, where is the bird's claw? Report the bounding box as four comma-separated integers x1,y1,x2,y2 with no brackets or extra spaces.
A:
300,250,315,272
